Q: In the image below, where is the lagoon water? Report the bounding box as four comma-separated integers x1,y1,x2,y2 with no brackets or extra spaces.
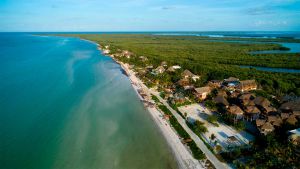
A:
0,34,177,169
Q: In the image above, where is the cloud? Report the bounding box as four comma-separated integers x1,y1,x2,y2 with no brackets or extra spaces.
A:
245,6,275,15
254,20,288,27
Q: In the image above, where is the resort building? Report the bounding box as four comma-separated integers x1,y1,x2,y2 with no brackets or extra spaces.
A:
181,69,200,81
244,105,260,121
208,80,222,88
260,122,275,135
228,105,244,121
154,66,165,74
160,61,168,67
214,95,229,108
237,80,257,92
194,87,211,100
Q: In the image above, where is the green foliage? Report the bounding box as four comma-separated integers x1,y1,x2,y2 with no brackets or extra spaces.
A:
151,95,160,103
205,100,217,109
207,115,219,127
194,120,208,133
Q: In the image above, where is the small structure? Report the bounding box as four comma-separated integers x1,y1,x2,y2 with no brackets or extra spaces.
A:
256,119,266,127
194,87,211,100
288,128,300,145
160,61,167,67
237,80,257,92
167,65,181,72
172,65,181,69
154,66,165,74
239,93,255,106
244,105,260,121
139,56,148,62
169,92,186,105
177,79,194,90
279,98,300,114
121,50,133,58
260,122,275,135
208,80,222,88
214,95,229,108
228,105,244,120
281,113,290,119
223,77,240,88
103,49,110,54
167,66,175,72
181,69,200,81
286,115,298,126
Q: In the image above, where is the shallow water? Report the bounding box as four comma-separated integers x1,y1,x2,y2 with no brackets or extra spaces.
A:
0,33,177,169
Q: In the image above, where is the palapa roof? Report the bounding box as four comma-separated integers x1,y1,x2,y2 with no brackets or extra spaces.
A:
256,119,266,127
194,87,211,94
224,77,239,82
286,115,298,125
177,78,190,86
155,66,165,71
228,105,244,115
281,113,290,119
182,69,194,77
238,80,257,87
264,106,277,113
239,93,255,106
245,105,261,114
279,99,300,112
217,90,228,97
268,115,278,122
254,96,271,107
294,111,300,116
261,122,275,131
214,95,229,106
167,66,175,72
273,118,283,127
239,93,255,101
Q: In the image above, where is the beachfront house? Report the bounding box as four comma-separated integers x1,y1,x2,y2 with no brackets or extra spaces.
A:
160,61,168,67
121,50,133,58
214,94,229,108
237,80,257,92
194,87,211,100
244,105,261,121
181,69,200,81
153,66,165,74
223,77,240,90
260,122,275,135
208,80,222,88
139,56,148,62
167,65,181,72
228,105,244,121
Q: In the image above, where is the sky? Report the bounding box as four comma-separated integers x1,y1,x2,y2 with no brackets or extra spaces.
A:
0,0,299,32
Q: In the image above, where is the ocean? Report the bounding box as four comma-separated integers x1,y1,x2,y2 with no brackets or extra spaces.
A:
0,33,177,169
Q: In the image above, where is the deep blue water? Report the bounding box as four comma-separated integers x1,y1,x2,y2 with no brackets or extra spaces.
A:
0,33,177,169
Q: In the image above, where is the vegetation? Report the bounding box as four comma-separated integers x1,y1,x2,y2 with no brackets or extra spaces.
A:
151,94,160,103
59,34,300,97
207,115,219,127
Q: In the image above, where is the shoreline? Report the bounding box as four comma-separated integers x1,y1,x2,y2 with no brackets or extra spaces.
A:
95,44,205,169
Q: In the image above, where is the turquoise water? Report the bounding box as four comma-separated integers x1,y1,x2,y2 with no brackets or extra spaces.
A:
0,34,177,169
